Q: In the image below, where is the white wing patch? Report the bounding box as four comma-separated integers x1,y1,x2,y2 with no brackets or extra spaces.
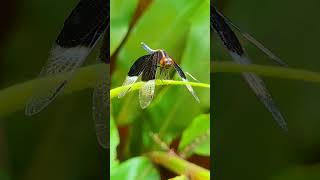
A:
118,76,139,98
139,80,155,109
25,44,91,115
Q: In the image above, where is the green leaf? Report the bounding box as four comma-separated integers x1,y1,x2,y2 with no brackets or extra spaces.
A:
169,175,188,180
110,0,138,55
110,116,120,170
111,156,160,180
178,114,210,157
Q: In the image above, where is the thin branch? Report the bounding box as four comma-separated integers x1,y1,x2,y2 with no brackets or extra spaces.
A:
3,61,320,118
147,151,210,180
0,64,106,117
213,61,320,83
110,80,210,99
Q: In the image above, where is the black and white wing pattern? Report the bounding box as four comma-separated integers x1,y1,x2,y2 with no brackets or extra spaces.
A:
211,6,288,130
139,53,159,109
173,62,200,103
118,51,161,108
118,53,156,98
26,0,107,115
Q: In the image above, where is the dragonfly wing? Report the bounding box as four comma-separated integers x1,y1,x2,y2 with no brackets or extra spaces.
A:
139,53,159,108
25,0,107,116
139,80,156,109
92,20,109,148
231,53,288,130
25,45,93,115
118,54,154,98
213,6,288,67
173,62,200,103
212,6,288,130
92,67,109,148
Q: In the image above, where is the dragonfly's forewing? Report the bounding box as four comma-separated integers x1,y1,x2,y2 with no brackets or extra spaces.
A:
213,8,288,67
212,6,288,130
118,54,153,98
173,62,200,103
26,0,107,115
139,52,160,108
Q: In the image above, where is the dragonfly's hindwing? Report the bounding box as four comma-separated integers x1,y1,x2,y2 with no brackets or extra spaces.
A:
93,66,109,148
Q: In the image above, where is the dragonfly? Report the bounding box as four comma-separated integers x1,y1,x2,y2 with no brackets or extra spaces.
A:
118,42,200,109
25,0,109,148
211,5,288,130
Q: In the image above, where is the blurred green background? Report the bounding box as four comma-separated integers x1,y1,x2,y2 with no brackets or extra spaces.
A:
0,0,106,179
213,0,320,179
110,0,210,179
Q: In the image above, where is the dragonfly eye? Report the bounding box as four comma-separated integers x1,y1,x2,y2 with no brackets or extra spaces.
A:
165,58,173,66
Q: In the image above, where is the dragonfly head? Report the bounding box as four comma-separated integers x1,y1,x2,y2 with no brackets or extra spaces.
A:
159,50,173,68
160,57,173,68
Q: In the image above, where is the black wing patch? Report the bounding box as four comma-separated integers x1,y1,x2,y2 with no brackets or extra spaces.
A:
141,52,160,81
118,53,154,98
57,0,108,48
211,6,244,56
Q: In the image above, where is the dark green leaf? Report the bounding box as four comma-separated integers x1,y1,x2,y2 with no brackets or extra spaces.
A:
111,156,160,180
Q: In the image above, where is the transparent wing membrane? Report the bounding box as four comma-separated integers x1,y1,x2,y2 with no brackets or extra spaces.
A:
231,53,288,130
118,76,139,98
139,80,156,109
173,62,200,103
92,65,109,148
118,54,155,98
25,45,91,115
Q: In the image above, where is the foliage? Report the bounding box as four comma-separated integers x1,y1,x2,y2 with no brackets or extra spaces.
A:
3,0,320,179
110,0,210,179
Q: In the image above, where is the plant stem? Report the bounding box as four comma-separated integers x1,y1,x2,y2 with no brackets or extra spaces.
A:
0,64,106,117
213,61,320,83
147,151,210,180
3,61,320,118
110,80,210,99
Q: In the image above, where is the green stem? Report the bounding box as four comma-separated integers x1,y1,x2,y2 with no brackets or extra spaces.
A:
147,151,210,180
110,80,210,99
213,61,320,83
0,64,106,117
2,61,320,118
